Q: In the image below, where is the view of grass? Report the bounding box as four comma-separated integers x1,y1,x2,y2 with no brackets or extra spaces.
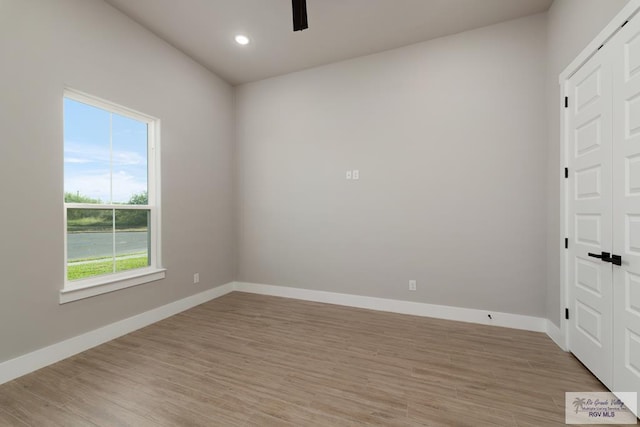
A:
66,212,149,233
69,251,147,263
67,215,113,232
65,191,149,232
67,255,149,281
66,191,151,281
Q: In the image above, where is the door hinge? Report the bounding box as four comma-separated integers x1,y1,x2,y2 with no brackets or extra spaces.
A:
565,167,569,178
565,308,570,320
622,20,629,28
564,96,568,108
565,238,568,249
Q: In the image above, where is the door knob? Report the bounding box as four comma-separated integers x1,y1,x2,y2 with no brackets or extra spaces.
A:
588,251,610,260
587,251,622,265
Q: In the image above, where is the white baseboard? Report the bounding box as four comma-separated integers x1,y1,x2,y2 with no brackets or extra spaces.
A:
234,282,548,333
0,282,235,385
545,320,567,351
0,280,561,386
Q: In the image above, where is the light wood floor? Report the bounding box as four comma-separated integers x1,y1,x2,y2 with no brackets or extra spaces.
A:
0,292,623,426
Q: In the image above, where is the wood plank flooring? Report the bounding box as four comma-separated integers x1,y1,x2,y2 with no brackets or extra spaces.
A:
0,292,625,426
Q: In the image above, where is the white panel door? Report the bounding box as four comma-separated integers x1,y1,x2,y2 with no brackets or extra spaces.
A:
567,44,614,389
612,16,640,415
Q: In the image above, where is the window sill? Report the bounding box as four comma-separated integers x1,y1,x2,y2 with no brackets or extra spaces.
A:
60,268,166,304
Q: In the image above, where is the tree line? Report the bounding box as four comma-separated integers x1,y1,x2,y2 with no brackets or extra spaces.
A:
65,191,149,231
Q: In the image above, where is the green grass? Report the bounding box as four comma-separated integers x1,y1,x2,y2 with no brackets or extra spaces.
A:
66,214,148,233
67,256,149,281
68,217,110,226
67,216,112,233
69,251,146,263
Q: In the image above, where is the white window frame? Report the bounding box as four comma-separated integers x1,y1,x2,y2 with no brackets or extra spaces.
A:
60,89,165,304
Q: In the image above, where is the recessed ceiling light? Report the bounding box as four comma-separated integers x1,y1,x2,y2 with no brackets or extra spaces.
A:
235,35,250,45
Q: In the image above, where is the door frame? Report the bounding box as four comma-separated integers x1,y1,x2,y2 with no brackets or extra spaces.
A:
559,0,640,353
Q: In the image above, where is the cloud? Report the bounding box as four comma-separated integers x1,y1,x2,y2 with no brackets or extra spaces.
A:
64,141,146,166
113,150,146,166
64,157,91,164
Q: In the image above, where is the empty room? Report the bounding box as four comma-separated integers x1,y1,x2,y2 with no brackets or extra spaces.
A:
1,0,639,425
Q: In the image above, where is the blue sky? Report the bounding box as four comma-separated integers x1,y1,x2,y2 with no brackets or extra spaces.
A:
64,98,148,203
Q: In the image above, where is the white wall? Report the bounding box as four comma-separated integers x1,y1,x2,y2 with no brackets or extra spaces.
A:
545,0,630,326
236,14,548,317
0,0,235,363
2,0,630,367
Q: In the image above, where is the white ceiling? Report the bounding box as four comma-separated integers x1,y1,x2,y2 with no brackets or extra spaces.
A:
104,0,553,86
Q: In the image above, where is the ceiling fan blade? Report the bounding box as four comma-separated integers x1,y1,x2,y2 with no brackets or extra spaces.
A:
292,0,308,31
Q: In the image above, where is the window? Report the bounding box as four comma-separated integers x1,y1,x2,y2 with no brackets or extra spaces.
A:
61,89,164,303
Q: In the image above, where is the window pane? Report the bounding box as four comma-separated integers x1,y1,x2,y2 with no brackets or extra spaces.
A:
67,209,114,281
64,98,111,204
112,114,148,204
115,209,150,273
63,91,159,289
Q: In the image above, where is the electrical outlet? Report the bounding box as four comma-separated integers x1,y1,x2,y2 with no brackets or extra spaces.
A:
346,171,352,180
352,170,359,180
193,273,200,284
409,280,416,291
